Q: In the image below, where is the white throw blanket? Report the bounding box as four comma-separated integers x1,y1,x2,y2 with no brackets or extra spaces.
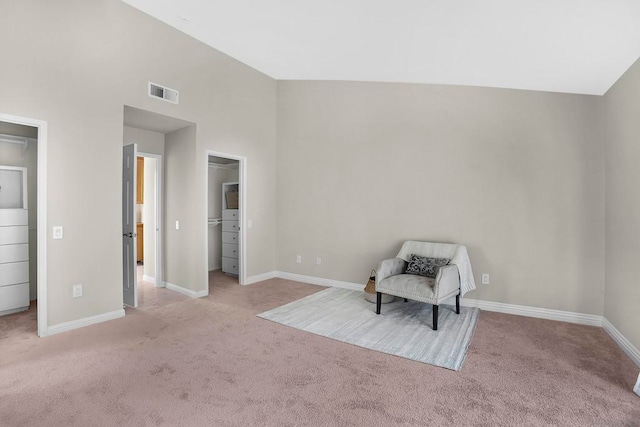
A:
396,241,477,297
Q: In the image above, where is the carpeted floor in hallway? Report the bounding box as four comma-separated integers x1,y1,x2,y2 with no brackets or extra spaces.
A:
0,271,638,426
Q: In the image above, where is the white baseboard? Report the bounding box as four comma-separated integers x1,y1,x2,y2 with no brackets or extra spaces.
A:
44,309,125,337
458,298,603,327
245,271,277,285
603,318,640,368
142,275,156,285
273,272,603,328
240,271,363,290
165,281,208,298
239,271,640,367
275,271,363,291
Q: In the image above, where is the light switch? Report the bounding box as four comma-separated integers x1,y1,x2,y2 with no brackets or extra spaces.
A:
53,226,63,240
248,219,253,228
175,220,180,230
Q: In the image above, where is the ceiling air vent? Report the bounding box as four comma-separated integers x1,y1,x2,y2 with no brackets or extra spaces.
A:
148,82,179,105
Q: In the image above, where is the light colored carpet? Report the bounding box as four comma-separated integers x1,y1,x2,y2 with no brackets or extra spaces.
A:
258,287,479,371
1,272,639,426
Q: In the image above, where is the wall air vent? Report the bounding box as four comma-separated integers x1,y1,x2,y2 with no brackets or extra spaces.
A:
148,82,179,105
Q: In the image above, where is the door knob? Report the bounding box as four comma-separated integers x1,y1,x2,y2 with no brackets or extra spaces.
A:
123,232,133,238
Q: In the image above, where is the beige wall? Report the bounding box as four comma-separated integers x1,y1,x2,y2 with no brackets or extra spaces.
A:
604,57,640,350
164,125,198,291
123,126,165,155
277,81,605,315
3,0,637,349
0,122,38,299
0,0,277,326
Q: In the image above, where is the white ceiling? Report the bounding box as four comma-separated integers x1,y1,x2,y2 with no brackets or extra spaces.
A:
122,0,640,95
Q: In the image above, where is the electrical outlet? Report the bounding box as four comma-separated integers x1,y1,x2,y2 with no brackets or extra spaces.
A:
53,226,63,240
296,255,302,263
316,257,322,265
482,274,490,285
72,284,83,298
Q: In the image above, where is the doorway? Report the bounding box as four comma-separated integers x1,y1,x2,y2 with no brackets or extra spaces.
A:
124,149,164,308
0,113,47,337
122,106,194,308
206,151,247,290
137,152,162,290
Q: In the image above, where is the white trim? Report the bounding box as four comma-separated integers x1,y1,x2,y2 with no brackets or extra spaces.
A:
457,298,603,327
272,271,603,326
0,113,47,337
138,151,163,290
165,281,208,298
275,271,363,291
142,275,156,285
245,271,277,285
603,318,640,368
43,309,125,337
235,270,640,368
204,150,247,292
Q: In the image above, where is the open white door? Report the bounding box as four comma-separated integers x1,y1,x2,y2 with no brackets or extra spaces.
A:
122,144,137,307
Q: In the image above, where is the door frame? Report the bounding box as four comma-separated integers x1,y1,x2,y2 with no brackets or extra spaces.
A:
0,112,48,337
138,152,164,288
204,150,247,288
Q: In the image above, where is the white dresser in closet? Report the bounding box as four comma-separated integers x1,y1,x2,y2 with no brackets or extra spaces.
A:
0,166,30,316
221,182,239,275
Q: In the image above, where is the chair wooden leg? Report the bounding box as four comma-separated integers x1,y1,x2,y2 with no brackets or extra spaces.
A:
432,305,438,330
376,292,381,314
456,294,460,314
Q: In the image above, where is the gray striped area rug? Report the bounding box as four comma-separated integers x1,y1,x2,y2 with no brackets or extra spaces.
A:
257,287,479,371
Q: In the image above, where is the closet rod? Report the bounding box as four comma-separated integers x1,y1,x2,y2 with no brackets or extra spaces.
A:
208,218,222,226
208,162,238,170
0,133,35,153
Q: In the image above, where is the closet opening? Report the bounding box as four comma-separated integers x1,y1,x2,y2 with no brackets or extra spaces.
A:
0,114,46,336
206,152,246,290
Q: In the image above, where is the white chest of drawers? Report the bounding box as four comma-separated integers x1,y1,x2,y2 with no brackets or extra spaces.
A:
221,181,240,276
0,166,30,316
221,208,239,275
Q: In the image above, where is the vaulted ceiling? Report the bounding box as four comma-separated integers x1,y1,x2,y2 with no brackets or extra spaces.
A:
123,0,640,95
